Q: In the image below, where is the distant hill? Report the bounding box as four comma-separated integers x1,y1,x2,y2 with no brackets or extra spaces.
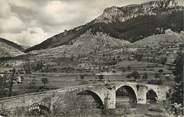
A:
28,32,129,59
0,38,24,58
25,1,184,52
133,30,184,48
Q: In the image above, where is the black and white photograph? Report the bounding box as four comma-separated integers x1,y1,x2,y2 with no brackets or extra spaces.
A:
0,0,184,117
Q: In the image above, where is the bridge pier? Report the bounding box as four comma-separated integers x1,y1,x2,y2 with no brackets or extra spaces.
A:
155,86,169,102
137,85,147,104
104,89,116,109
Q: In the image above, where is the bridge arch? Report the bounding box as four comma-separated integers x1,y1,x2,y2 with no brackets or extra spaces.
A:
77,90,104,109
116,84,138,98
146,89,158,104
28,103,50,116
116,85,137,106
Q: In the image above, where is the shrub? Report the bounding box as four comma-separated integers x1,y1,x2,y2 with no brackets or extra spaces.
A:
142,73,148,80
158,57,167,65
41,78,49,88
98,75,104,81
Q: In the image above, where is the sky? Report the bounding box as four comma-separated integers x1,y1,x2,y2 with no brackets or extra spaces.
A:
0,0,183,46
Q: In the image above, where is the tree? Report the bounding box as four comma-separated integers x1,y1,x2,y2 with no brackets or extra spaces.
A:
127,71,141,80
0,68,22,97
156,0,177,9
0,74,7,97
158,69,164,73
70,54,74,62
98,75,104,81
34,60,45,72
22,59,31,74
127,65,131,71
172,53,184,106
154,72,160,79
159,56,167,65
8,68,17,96
134,53,143,61
142,73,148,80
80,75,85,80
41,78,49,88
29,78,37,89
126,74,131,79
131,71,140,80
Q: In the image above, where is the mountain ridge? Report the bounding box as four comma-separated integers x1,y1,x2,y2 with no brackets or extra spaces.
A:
0,38,24,52
0,38,24,58
25,1,184,52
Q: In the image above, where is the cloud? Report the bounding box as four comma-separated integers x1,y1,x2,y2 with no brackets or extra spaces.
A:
0,16,25,33
40,1,82,25
0,27,49,46
0,0,183,46
0,0,12,18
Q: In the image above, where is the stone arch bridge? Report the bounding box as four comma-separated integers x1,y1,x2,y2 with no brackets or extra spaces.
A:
76,82,170,109
0,82,170,113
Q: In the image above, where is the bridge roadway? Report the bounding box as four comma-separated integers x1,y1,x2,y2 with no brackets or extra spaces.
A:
0,81,170,113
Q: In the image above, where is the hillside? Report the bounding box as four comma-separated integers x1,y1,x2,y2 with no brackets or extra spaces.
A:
0,38,24,58
9,1,183,73
29,32,129,59
133,30,184,48
25,1,184,52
